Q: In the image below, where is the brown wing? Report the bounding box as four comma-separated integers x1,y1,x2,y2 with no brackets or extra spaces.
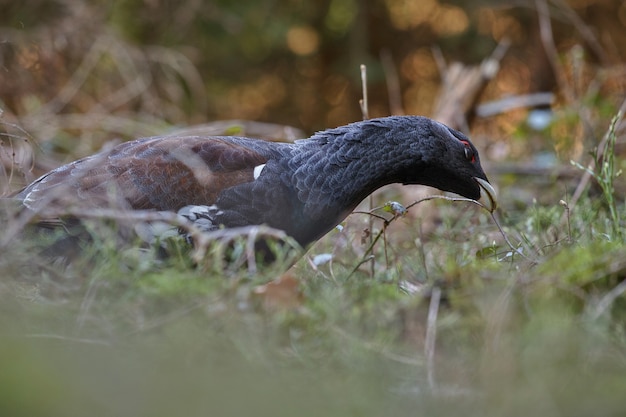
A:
17,136,270,213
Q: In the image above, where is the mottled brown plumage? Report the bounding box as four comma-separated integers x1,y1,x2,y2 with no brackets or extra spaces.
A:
18,137,269,212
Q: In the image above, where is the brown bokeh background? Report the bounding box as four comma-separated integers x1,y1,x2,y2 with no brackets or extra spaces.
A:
1,0,625,193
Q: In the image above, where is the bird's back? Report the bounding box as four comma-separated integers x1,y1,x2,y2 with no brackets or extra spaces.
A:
15,135,290,214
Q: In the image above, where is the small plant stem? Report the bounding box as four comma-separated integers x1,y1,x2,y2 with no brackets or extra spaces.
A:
359,64,369,120
359,64,375,277
347,223,387,279
571,110,623,239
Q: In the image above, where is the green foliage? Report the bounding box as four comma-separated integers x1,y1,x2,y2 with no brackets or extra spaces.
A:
572,112,624,239
3,172,626,416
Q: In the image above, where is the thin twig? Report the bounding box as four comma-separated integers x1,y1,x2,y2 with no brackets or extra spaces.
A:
346,226,386,279
559,193,573,243
490,211,533,262
409,194,532,262
535,0,574,103
475,93,554,118
351,210,390,222
380,48,404,115
346,255,376,279
359,64,369,120
350,189,535,282
359,64,375,278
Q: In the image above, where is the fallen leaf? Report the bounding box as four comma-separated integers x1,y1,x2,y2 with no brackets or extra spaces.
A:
253,273,303,310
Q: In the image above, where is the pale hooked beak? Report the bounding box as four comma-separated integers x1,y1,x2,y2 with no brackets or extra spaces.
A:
474,177,498,212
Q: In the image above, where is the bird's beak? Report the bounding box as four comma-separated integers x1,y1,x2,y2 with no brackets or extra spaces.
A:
474,177,497,212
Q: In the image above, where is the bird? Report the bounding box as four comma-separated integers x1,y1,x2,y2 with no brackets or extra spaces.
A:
11,116,497,256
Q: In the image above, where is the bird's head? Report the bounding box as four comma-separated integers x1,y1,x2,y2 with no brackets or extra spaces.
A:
392,116,497,212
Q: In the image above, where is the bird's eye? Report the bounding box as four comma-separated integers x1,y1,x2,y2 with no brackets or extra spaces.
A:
464,147,474,162
460,140,476,163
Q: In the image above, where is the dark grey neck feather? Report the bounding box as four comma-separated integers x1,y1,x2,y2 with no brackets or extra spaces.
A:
288,117,433,221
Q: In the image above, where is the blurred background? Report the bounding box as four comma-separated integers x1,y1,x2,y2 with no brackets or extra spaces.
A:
1,0,625,192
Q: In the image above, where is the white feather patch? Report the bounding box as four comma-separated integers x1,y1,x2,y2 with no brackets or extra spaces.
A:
253,164,266,179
